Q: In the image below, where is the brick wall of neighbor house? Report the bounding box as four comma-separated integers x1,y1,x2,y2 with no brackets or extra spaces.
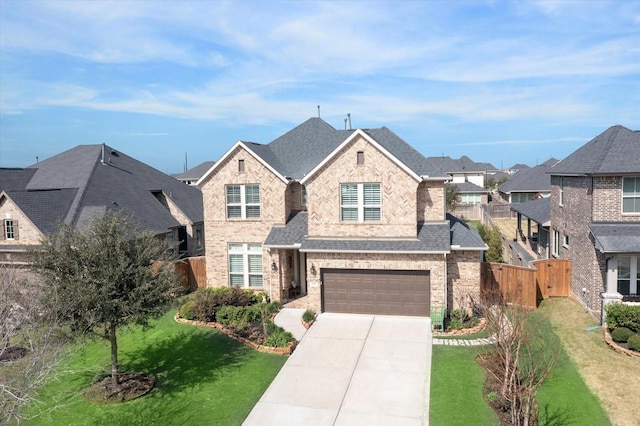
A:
162,196,200,256
0,196,43,245
447,250,482,313
302,252,447,313
550,176,602,310
593,176,640,223
305,135,419,238
200,146,288,295
417,180,446,222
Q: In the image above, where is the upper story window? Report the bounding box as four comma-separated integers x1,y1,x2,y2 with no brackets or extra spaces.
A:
622,177,640,213
559,177,564,206
357,151,365,166
340,183,381,222
226,184,260,219
238,159,245,172
3,219,16,240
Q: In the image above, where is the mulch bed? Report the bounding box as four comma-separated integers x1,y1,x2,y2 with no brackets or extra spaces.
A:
603,328,640,358
84,372,154,404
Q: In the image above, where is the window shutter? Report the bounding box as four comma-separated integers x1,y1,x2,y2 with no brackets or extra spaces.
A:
1,220,5,240
13,220,18,239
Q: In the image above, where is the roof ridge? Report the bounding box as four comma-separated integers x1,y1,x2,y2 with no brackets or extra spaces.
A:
67,147,102,226
593,126,620,173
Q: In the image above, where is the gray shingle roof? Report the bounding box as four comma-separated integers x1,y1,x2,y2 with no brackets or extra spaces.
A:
447,214,487,249
549,125,640,176
172,161,215,180
499,161,557,193
510,198,551,226
264,211,308,247
451,182,488,193
2,144,203,236
589,222,640,253
237,118,445,181
0,168,37,191
426,155,496,174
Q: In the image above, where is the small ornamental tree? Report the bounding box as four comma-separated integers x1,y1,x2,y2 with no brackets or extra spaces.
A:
31,211,181,388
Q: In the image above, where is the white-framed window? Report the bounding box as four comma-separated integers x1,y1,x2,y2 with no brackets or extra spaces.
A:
340,183,381,222
622,177,640,214
3,219,15,240
166,231,175,251
552,230,560,256
563,233,569,247
301,184,307,207
617,256,639,295
226,184,260,219
559,177,564,206
461,193,481,204
228,243,263,288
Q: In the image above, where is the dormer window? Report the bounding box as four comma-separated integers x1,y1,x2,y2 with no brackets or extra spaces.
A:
357,151,364,166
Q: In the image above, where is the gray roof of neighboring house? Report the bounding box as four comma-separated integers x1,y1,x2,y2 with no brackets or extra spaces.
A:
264,211,485,252
172,161,215,180
447,214,487,249
499,160,558,193
0,144,203,236
549,125,640,176
451,182,488,193
426,155,497,174
510,198,551,226
237,118,445,181
589,223,640,253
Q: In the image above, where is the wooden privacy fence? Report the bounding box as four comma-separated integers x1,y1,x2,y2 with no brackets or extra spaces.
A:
175,256,207,291
481,259,571,309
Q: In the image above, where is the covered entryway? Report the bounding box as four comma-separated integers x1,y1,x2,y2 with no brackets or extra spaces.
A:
322,269,430,316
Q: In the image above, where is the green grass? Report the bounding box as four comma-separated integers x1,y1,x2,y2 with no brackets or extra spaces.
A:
464,220,481,230
533,310,611,426
25,310,286,426
430,345,499,426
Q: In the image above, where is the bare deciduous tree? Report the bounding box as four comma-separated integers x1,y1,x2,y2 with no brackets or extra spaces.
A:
0,266,67,425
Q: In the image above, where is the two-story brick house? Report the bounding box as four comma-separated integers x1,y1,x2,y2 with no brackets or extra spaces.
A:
548,125,640,318
199,118,486,317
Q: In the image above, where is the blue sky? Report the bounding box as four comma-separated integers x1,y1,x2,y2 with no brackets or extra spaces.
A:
1,0,639,175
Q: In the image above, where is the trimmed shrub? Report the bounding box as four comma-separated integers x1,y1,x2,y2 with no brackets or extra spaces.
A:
303,309,316,323
190,287,259,322
627,334,640,352
605,303,640,333
179,300,197,320
264,327,294,348
611,327,635,343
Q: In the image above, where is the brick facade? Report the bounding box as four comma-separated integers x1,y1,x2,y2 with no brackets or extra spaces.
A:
0,195,44,246
447,250,482,313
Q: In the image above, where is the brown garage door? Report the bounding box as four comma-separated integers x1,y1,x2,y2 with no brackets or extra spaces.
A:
322,269,430,317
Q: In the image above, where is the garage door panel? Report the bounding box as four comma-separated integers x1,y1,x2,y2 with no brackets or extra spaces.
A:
322,269,430,317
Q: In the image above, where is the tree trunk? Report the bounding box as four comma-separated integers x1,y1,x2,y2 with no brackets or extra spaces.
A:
109,322,119,387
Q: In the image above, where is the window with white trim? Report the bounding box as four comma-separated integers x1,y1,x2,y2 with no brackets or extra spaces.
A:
617,256,640,296
228,243,263,288
552,230,560,256
563,233,569,247
226,184,260,219
461,193,481,204
559,177,564,206
194,224,204,250
301,184,307,206
622,177,640,213
340,183,381,222
3,219,15,240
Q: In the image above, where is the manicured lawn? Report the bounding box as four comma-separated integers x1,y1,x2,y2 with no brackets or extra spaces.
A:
430,345,499,426
25,310,286,426
430,302,610,425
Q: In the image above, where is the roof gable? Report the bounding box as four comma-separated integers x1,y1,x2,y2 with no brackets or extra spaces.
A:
549,125,640,176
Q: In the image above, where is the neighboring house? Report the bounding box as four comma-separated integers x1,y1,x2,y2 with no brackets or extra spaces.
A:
547,125,640,319
198,118,486,317
498,158,558,203
173,161,215,186
427,155,499,188
448,181,490,220
506,163,529,175
510,197,551,260
0,144,204,267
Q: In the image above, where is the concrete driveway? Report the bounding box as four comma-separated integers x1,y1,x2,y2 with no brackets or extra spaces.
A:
243,313,432,426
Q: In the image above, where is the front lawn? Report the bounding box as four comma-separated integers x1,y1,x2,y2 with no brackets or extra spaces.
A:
430,300,610,425
25,309,286,426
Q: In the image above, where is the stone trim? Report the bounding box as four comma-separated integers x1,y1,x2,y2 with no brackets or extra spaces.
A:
603,327,640,358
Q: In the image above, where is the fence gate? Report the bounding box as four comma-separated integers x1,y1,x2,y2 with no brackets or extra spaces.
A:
532,259,571,298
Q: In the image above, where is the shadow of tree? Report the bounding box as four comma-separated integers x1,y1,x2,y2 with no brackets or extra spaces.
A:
539,402,574,426
119,325,250,395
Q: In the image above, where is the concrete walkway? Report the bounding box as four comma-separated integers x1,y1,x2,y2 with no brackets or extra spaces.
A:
433,336,495,346
274,308,308,341
244,312,432,426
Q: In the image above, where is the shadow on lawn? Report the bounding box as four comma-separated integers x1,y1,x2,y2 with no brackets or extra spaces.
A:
120,325,251,395
539,403,573,426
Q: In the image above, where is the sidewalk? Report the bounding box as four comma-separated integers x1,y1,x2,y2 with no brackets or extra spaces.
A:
274,308,308,341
